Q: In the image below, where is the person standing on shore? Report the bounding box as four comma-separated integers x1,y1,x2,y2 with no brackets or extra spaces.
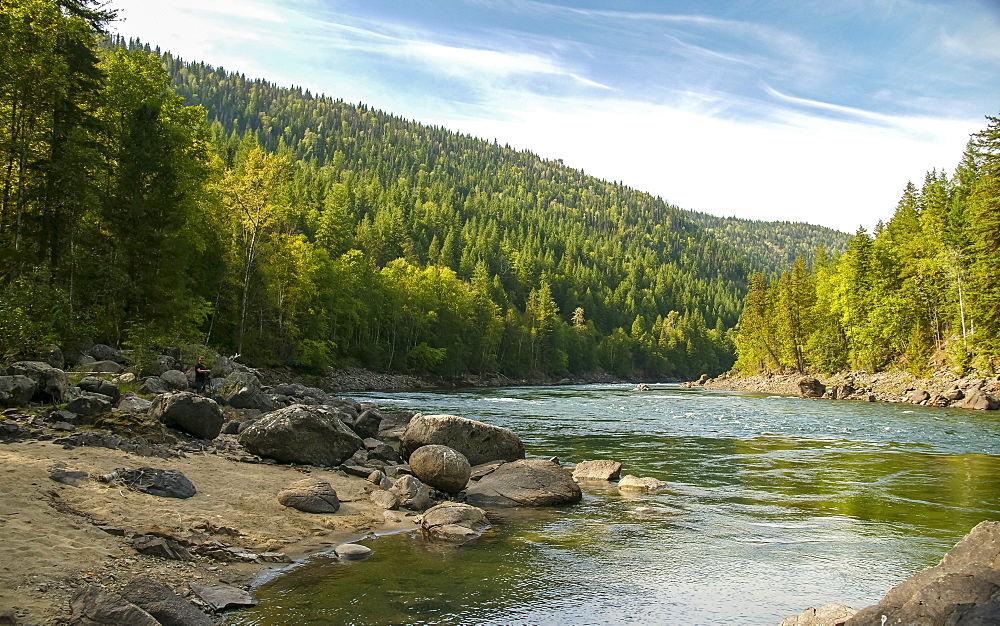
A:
194,357,211,395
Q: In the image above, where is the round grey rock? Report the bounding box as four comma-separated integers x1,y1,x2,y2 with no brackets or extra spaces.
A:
409,445,471,494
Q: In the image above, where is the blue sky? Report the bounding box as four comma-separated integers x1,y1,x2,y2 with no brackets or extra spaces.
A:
109,0,1000,233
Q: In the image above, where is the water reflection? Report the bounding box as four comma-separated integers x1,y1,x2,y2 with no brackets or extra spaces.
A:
225,385,1000,625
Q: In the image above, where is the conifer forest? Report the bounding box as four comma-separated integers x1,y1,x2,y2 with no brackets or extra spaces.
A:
3,0,996,380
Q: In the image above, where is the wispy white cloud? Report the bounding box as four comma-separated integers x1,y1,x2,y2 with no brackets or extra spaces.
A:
107,0,997,232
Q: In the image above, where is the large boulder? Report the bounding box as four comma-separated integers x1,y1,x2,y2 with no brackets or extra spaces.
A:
0,375,36,407
139,376,169,396
82,360,124,374
221,372,277,411
420,502,491,543
70,585,160,625
238,405,362,466
77,376,121,403
959,388,999,411
796,521,1000,626
389,474,431,511
277,477,341,513
116,393,153,415
119,577,214,626
377,410,416,443
88,343,125,363
7,361,69,402
401,413,525,466
409,445,471,494
149,391,225,440
465,459,582,508
353,408,383,439
798,377,826,399
159,369,190,392
66,391,114,417
29,344,65,369
153,354,181,376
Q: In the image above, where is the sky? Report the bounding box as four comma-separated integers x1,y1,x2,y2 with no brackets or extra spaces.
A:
107,0,1000,233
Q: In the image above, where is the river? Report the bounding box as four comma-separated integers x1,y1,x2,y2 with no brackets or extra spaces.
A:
224,384,1000,625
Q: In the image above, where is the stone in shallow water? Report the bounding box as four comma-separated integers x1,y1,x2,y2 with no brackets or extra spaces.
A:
572,459,622,482
334,543,373,560
617,474,667,492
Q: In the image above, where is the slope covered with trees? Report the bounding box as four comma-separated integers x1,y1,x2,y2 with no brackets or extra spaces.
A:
731,120,1000,376
0,1,841,381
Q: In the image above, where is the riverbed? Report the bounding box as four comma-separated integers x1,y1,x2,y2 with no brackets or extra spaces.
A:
225,384,1000,625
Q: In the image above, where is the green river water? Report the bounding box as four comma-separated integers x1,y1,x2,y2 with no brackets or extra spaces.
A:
224,384,1000,625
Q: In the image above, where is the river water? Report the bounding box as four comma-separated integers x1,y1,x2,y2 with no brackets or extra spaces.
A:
225,384,1000,625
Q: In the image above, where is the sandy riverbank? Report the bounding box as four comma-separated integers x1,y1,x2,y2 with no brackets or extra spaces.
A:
0,434,409,624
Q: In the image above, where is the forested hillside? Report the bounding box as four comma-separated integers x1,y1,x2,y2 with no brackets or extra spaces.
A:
732,133,1000,376
683,212,849,277
0,1,845,380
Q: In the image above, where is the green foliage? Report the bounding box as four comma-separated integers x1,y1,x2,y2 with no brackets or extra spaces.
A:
0,269,73,362
731,112,1000,376
407,342,447,373
1,15,861,381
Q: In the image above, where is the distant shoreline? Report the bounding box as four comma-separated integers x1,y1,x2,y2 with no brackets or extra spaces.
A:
703,369,999,410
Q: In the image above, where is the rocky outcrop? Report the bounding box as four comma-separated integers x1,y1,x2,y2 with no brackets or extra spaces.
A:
844,520,1000,625
420,502,491,542
401,413,525,466
782,521,1000,626
76,376,121,403
221,372,277,412
798,377,827,398
0,375,36,407
66,392,114,417
70,585,161,625
388,474,432,511
116,393,153,414
88,343,125,364
159,369,190,392
376,410,416,443
465,459,582,508
6,361,69,402
710,371,1000,411
408,444,471,494
277,478,341,513
238,404,362,466
149,392,225,440
353,408,383,439
119,577,214,626
572,459,622,482
959,387,1000,411
140,376,170,396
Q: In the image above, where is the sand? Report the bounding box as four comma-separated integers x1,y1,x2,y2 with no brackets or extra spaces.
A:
0,437,411,624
